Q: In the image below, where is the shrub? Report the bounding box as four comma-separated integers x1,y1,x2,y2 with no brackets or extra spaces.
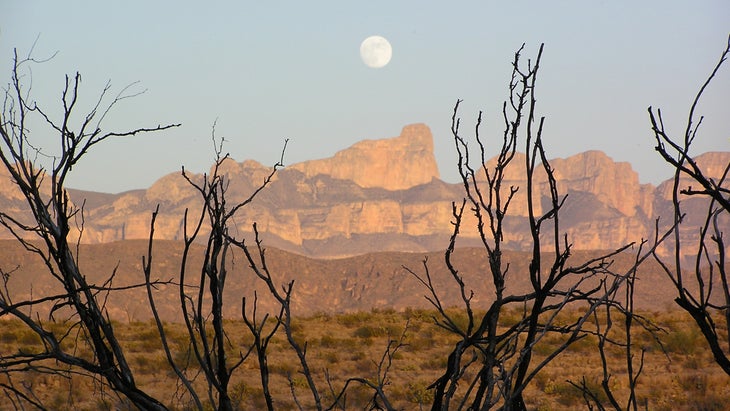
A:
322,351,339,364
269,361,297,376
663,328,701,355
337,311,374,327
406,379,435,405
353,325,387,338
319,334,339,347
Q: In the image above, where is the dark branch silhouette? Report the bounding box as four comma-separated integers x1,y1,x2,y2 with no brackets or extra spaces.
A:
648,34,730,375
0,49,179,410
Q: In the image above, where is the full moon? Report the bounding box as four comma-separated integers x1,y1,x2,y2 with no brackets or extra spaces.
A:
360,35,392,68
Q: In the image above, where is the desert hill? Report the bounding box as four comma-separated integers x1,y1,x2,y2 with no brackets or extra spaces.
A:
0,239,678,322
0,123,728,261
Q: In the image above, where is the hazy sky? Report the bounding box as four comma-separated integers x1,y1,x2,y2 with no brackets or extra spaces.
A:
2,1,728,193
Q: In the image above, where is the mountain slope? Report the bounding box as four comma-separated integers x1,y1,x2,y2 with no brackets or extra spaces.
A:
0,239,680,322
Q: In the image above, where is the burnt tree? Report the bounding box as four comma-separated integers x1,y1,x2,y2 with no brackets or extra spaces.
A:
0,49,178,409
648,35,730,375
407,44,653,411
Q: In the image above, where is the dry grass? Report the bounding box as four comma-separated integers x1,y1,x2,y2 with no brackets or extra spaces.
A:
0,308,728,410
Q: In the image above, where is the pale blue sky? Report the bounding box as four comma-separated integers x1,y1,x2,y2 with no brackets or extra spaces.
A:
2,1,728,193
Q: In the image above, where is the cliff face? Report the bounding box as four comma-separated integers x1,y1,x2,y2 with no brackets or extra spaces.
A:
288,123,439,190
550,151,654,218
475,151,654,220
0,124,727,260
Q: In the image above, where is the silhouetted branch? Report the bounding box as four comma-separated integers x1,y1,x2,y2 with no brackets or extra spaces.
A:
407,43,657,411
0,47,178,409
648,34,730,375
326,323,409,411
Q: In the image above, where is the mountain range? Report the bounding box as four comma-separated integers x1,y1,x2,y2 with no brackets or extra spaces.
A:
1,123,728,320
1,123,728,261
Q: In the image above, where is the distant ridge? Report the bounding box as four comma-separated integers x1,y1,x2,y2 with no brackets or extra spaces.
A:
0,124,728,261
0,239,682,322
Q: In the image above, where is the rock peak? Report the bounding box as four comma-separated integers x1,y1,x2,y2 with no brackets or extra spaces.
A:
289,123,440,190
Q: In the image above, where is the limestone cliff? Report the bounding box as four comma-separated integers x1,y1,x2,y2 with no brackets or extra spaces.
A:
651,151,730,259
0,124,727,262
475,150,653,223
288,123,439,190
655,152,730,200
550,151,654,217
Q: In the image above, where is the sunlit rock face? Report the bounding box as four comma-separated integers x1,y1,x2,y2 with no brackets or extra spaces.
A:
652,152,730,260
549,151,653,218
655,152,730,201
288,123,440,191
0,125,727,261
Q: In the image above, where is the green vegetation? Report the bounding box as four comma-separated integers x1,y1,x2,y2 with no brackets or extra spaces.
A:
0,308,725,410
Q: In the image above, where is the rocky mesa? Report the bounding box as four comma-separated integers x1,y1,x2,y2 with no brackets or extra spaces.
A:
1,123,728,260
289,123,440,190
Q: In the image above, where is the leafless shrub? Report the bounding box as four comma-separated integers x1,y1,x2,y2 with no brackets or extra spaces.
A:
0,47,178,409
648,35,730,375
406,44,660,411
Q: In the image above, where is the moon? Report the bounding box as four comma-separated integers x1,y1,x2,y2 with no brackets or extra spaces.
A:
360,35,392,68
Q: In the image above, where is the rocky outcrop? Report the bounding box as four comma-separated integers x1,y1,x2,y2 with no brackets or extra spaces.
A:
475,151,654,220
650,151,730,259
289,123,439,191
550,151,654,217
655,152,730,201
0,124,727,261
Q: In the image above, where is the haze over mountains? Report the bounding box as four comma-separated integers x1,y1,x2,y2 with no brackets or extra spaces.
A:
1,124,728,320
0,123,728,261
